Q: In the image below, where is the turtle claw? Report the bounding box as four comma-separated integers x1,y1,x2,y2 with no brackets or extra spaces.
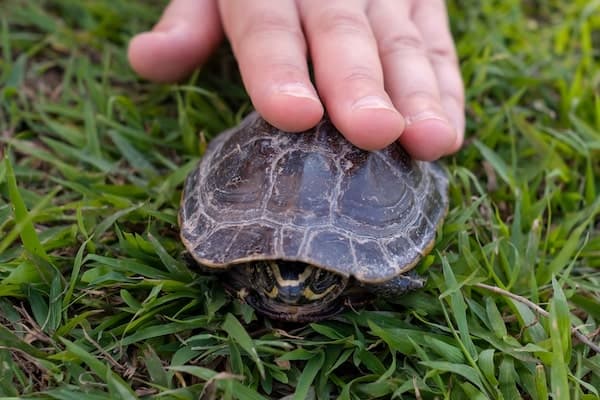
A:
364,270,426,298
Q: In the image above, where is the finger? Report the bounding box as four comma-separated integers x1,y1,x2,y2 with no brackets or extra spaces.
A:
128,0,223,82
368,0,456,160
298,0,406,150
411,0,465,154
219,0,323,132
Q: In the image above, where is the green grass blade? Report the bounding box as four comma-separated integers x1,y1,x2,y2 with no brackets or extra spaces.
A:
222,313,265,379
292,352,324,400
549,279,571,399
3,155,50,262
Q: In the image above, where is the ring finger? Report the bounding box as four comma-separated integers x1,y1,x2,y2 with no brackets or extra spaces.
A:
368,0,457,160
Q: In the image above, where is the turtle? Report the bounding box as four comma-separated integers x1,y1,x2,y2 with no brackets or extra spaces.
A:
179,112,449,322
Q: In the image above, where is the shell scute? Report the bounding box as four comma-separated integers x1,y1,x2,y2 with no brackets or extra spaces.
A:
207,143,271,210
305,230,355,274
280,227,305,257
352,240,394,281
337,154,417,228
195,224,277,266
267,149,334,223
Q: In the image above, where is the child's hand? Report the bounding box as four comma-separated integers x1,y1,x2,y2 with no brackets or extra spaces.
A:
129,0,464,160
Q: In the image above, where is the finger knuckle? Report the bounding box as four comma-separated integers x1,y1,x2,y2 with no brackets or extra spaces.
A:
427,44,459,65
315,7,370,35
443,88,465,107
341,66,379,86
238,12,304,45
401,90,440,104
267,60,307,77
379,32,425,59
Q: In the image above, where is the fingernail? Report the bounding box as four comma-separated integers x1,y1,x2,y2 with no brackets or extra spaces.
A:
151,22,194,42
352,95,396,111
278,82,320,102
404,110,450,126
441,97,465,136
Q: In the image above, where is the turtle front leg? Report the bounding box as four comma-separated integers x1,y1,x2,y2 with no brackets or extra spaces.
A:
364,270,426,298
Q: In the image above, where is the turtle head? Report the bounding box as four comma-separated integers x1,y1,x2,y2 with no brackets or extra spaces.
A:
226,261,349,322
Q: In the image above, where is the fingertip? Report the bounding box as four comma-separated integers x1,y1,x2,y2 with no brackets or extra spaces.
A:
128,29,201,82
128,20,222,83
256,89,324,132
440,97,465,155
332,108,406,151
128,32,167,82
399,118,457,161
446,130,464,155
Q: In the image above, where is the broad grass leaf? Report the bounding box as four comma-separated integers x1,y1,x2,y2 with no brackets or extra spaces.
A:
119,319,210,348
473,140,515,189
61,338,136,398
63,237,92,308
44,388,113,400
93,203,144,239
4,156,51,264
5,139,80,178
549,279,571,400
477,349,498,386
535,364,549,400
420,361,485,393
119,289,141,310
292,352,324,400
84,254,170,280
507,298,547,343
2,260,42,285
83,100,101,158
106,129,157,176
309,323,347,340
222,313,265,379
0,324,46,358
485,297,508,338
265,363,288,384
47,272,62,332
147,233,191,278
355,380,395,398
440,257,477,358
106,370,138,400
459,381,489,400
367,322,415,354
325,348,353,375
143,345,170,388
227,380,269,400
228,340,244,375
536,221,587,285
353,349,385,375
499,356,521,400
41,137,114,173
276,348,314,361
168,365,216,380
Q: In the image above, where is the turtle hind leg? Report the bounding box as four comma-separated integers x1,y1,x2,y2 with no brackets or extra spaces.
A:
365,270,426,298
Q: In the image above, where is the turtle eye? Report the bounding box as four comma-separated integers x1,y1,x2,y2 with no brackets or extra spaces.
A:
312,269,322,281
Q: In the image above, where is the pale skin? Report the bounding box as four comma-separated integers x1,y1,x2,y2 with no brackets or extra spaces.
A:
128,0,465,161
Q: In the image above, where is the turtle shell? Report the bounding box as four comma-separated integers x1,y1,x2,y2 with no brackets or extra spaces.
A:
180,112,448,283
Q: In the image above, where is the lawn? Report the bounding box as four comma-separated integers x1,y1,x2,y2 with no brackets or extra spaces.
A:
1,0,599,399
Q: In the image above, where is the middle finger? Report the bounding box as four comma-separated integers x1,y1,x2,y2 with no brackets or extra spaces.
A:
219,0,323,131
299,0,405,150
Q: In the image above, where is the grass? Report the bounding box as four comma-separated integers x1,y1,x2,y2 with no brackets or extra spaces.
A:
0,0,599,398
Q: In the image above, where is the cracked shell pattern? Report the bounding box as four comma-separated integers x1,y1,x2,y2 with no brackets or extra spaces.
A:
180,112,449,283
